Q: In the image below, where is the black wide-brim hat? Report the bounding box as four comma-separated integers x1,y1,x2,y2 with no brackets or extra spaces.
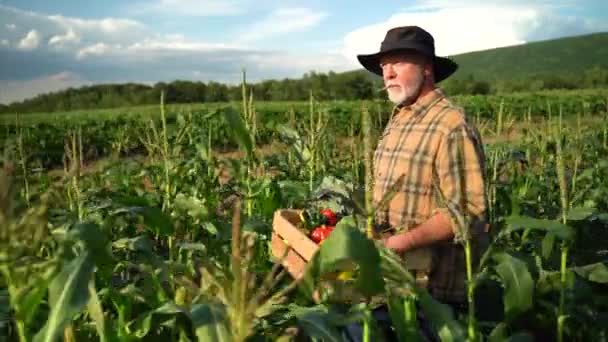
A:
357,26,458,83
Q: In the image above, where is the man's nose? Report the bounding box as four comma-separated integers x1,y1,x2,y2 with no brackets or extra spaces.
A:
382,64,395,81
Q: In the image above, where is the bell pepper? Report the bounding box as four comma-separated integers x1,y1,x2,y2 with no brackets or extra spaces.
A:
320,209,338,226
310,225,335,244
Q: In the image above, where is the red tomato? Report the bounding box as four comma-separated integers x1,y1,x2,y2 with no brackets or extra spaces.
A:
320,209,338,226
310,225,333,244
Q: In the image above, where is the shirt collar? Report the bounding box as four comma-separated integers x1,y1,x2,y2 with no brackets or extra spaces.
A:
390,87,445,120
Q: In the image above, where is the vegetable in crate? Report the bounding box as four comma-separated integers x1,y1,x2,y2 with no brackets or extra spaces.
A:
320,208,338,226
298,209,324,231
298,208,340,231
310,225,335,244
305,208,341,244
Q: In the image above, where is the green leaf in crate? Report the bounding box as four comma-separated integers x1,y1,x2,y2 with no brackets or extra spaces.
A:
492,252,534,320
300,224,384,299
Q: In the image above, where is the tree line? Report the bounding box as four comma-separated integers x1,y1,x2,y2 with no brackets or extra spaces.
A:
1,66,607,114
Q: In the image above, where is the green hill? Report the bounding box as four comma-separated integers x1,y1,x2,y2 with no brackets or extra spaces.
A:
448,32,608,81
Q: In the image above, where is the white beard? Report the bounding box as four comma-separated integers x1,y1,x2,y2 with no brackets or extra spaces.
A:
386,67,425,105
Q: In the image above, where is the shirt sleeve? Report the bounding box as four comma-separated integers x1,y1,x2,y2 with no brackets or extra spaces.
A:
433,123,488,242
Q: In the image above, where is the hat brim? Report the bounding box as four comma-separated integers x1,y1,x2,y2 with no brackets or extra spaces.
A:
357,49,458,83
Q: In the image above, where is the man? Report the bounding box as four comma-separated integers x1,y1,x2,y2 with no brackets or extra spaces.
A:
346,26,489,341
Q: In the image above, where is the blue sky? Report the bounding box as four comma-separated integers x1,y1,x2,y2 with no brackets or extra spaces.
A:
1,0,607,103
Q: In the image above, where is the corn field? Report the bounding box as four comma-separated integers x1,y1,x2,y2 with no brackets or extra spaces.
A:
1,84,607,342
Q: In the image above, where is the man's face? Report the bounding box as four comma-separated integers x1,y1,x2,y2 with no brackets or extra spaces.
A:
380,52,429,105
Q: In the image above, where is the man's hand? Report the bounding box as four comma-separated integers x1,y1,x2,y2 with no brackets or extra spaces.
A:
382,211,454,253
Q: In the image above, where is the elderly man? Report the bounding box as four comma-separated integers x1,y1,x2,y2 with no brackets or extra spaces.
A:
346,26,489,341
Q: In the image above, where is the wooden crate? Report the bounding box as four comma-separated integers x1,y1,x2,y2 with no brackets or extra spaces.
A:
270,209,433,287
271,209,319,280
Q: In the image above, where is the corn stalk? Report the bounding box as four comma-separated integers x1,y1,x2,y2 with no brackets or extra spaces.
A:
362,105,374,239
554,105,570,342
305,92,328,193
159,91,175,260
16,114,30,207
241,69,258,217
197,197,299,341
64,129,83,221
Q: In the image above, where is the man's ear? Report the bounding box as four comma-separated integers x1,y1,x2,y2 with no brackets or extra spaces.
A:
424,60,433,77
424,60,434,80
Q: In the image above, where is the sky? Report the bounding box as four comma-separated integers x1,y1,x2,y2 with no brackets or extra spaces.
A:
1,0,607,104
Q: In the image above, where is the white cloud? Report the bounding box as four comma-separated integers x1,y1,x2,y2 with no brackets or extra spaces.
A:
125,36,240,52
238,8,328,43
246,51,351,75
48,16,144,35
49,28,80,46
76,42,110,59
0,72,91,104
46,15,147,45
129,0,244,17
0,5,149,50
402,0,557,10
6,23,16,30
17,29,40,50
341,1,608,65
0,39,8,46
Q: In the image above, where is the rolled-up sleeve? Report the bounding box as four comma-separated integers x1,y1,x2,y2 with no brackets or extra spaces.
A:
433,123,487,242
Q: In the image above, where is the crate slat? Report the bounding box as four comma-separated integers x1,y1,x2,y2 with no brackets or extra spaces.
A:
270,233,308,279
272,209,319,261
271,209,320,279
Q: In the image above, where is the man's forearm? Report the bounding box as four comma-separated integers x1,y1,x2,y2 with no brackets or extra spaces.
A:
384,211,454,253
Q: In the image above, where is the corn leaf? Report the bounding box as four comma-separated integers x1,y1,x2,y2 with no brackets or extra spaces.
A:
503,216,574,241
417,291,466,342
492,252,534,320
293,307,344,342
191,302,232,342
223,106,255,162
573,263,608,284
34,253,95,342
127,302,186,338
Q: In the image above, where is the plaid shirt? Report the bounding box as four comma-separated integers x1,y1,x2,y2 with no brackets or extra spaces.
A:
373,88,489,303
